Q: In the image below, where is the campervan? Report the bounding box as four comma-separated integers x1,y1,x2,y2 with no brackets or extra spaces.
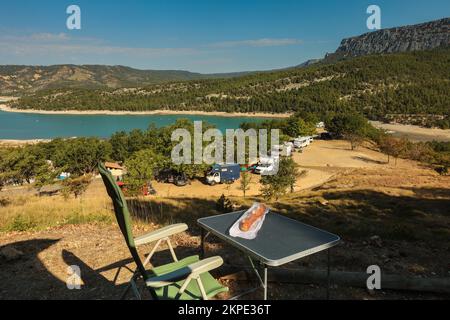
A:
206,164,241,185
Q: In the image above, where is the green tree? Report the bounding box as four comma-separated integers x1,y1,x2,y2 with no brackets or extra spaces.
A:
284,117,316,138
124,149,166,195
260,157,299,200
326,113,370,150
53,138,112,176
239,171,252,197
379,136,406,165
110,131,130,162
1,146,49,184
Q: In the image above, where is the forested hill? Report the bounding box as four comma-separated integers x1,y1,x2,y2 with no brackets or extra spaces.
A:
11,48,450,128
0,65,250,95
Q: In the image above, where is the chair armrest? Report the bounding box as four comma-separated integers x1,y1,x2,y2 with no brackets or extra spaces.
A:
146,256,224,288
134,223,188,246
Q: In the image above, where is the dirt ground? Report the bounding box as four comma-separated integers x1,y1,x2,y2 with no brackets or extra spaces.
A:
0,139,449,300
152,139,421,198
1,222,447,300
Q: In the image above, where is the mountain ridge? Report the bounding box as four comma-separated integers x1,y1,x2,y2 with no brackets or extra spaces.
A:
327,17,449,59
0,64,252,95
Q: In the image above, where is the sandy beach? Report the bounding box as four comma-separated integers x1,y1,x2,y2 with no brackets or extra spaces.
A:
0,139,52,146
370,121,450,142
0,103,291,119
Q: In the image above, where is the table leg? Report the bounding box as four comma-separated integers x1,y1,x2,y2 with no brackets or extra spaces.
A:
200,230,211,259
327,248,330,300
263,266,268,300
200,229,205,259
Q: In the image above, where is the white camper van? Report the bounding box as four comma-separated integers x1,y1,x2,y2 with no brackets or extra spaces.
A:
271,144,292,157
293,137,309,149
254,156,278,175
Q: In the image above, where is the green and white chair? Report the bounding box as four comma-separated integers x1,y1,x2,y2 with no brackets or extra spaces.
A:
98,163,228,300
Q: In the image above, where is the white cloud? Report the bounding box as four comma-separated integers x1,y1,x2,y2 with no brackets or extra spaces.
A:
0,33,199,58
0,32,305,71
210,38,303,48
29,32,70,42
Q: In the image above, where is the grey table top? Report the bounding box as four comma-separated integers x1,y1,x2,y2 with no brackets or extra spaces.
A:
198,211,340,267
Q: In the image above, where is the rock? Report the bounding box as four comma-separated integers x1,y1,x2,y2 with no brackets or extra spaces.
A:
329,18,449,59
369,235,383,247
0,246,24,261
367,289,377,296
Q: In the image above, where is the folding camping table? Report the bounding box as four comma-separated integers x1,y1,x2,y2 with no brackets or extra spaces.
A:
198,211,340,300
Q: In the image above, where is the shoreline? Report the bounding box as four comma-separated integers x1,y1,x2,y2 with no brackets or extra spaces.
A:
0,104,291,119
370,121,450,142
0,139,52,146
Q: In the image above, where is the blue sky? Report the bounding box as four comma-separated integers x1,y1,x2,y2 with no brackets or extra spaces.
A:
0,0,448,73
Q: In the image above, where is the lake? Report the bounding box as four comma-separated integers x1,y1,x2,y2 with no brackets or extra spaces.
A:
0,110,269,140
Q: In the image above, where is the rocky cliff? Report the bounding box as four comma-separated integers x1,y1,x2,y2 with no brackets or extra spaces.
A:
332,17,449,58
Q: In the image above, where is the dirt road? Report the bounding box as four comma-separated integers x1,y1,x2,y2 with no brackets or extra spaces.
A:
153,139,419,198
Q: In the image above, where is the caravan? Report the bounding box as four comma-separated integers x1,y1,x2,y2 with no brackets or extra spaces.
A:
293,137,310,149
271,143,293,157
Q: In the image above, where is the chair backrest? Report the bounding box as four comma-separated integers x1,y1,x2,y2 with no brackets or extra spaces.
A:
98,162,148,281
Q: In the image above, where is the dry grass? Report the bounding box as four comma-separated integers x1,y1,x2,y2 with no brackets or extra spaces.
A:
0,162,449,299
0,180,114,232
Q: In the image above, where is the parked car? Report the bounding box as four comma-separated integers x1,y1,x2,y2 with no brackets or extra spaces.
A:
254,162,277,175
156,169,189,187
240,163,258,173
320,132,342,140
254,156,278,175
117,181,156,196
206,164,241,185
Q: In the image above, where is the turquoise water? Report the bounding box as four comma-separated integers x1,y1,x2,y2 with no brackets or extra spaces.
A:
0,110,269,139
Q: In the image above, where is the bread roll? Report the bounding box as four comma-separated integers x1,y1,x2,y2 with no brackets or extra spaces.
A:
239,204,267,232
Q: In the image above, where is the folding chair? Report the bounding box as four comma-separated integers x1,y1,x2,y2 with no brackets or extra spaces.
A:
98,162,228,300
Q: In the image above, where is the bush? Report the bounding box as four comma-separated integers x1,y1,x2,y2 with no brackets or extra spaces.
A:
216,194,233,213
65,212,113,225
63,175,93,199
6,215,36,232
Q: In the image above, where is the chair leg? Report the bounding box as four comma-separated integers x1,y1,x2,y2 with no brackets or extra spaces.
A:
119,237,180,300
166,238,178,262
175,277,192,300
120,273,139,300
120,279,133,300
196,277,209,300
130,277,142,300
119,239,163,300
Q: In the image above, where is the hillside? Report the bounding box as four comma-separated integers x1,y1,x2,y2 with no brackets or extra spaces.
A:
10,48,450,128
2,18,447,96
0,65,249,95
328,17,449,59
